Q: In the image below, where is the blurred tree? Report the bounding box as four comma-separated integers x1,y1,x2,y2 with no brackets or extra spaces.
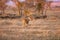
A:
35,0,46,18
0,0,7,14
0,1,4,14
15,0,24,17
47,1,53,9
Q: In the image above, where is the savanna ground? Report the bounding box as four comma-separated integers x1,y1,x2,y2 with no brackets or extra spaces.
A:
0,8,60,40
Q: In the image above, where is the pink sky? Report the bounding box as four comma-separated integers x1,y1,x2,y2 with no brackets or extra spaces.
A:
5,0,25,7
50,2,60,8
5,0,16,7
46,0,60,2
5,0,60,8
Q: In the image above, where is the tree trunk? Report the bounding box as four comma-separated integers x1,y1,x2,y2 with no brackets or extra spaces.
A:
18,8,20,16
17,3,22,17
3,8,5,14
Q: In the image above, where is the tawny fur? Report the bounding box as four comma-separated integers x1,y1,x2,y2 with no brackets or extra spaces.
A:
22,16,35,27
